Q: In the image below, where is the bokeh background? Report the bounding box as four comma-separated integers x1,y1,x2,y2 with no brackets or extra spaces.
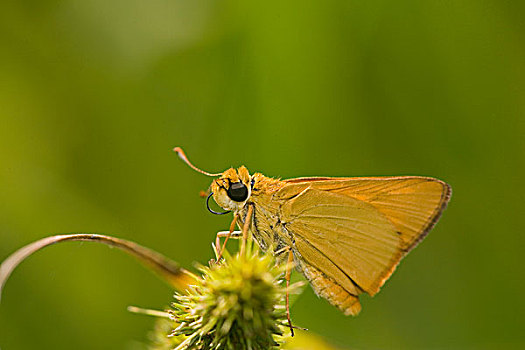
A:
1,1,524,349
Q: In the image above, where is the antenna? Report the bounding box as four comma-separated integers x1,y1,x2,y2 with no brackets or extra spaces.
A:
173,147,222,177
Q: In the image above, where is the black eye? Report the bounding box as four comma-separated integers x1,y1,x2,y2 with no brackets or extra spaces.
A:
227,182,248,202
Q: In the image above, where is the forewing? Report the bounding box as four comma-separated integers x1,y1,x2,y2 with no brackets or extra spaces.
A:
282,176,451,252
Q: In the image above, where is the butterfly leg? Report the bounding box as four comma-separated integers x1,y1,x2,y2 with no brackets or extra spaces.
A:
216,214,238,261
240,204,254,256
285,246,295,337
216,230,242,238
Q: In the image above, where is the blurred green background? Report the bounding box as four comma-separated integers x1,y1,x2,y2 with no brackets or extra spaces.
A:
1,0,524,349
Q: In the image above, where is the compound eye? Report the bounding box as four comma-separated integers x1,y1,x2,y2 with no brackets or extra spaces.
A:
227,182,248,202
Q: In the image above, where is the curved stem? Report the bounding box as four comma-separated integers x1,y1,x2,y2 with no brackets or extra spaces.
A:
0,233,197,301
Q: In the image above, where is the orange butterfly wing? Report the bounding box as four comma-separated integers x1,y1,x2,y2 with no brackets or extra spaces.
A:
275,176,451,315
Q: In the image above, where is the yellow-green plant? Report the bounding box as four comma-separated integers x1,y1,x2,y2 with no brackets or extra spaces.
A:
168,247,297,349
0,234,301,350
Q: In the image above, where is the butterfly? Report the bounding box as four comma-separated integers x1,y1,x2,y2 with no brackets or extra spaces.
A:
174,147,451,331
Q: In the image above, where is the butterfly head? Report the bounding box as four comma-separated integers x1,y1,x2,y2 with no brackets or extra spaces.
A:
210,166,252,212
173,147,253,214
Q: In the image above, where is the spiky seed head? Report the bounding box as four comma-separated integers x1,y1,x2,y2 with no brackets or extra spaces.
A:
154,248,301,350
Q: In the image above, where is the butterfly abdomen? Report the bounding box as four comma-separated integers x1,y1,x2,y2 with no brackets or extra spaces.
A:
298,259,362,316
